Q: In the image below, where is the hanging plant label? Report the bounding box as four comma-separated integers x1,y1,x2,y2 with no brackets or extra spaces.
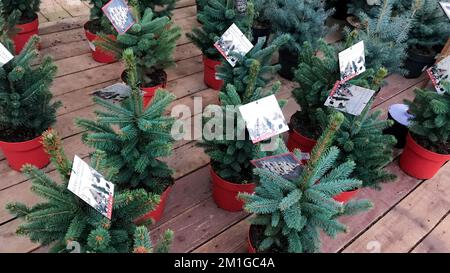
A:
427,55,450,94
324,81,375,116
338,41,366,82
0,43,13,67
68,155,115,219
251,152,303,180
92,82,132,103
440,2,450,20
214,23,253,67
102,0,135,34
239,94,289,143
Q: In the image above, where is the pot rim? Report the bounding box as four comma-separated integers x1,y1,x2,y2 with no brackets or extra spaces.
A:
210,165,255,191
0,134,43,152
406,132,450,161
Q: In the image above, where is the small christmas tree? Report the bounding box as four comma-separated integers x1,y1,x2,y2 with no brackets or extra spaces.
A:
239,112,373,253
291,40,396,189
187,0,255,60
1,0,40,24
98,6,181,89
216,33,290,95
76,49,176,195
199,60,285,183
137,0,176,18
266,0,334,55
405,83,450,154
7,129,172,253
406,0,450,52
344,0,411,74
0,35,60,143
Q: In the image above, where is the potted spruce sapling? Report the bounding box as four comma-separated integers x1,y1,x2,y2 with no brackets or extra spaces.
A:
403,0,450,78
0,35,60,171
82,0,118,63
198,47,287,211
98,6,181,107
400,82,450,179
76,49,177,223
266,0,334,80
239,112,373,253
7,129,173,253
187,0,254,90
289,40,396,201
2,0,40,54
344,0,411,75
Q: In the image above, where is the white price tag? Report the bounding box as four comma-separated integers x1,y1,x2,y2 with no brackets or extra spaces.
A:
324,81,375,116
338,41,366,82
102,0,135,34
440,2,450,20
239,94,289,143
68,155,114,219
0,43,14,66
251,152,303,180
214,23,254,67
427,55,450,94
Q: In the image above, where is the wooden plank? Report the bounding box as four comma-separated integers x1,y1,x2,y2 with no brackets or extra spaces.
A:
341,164,450,253
0,219,40,253
38,12,49,24
40,0,72,21
373,73,426,108
176,0,196,8
55,0,90,17
411,213,450,253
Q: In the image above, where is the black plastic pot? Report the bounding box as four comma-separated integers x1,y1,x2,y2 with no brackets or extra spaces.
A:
278,48,299,81
404,49,436,79
330,0,349,20
252,24,271,47
383,104,413,149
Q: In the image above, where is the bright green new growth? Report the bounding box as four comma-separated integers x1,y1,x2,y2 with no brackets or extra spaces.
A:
216,33,290,95
407,0,450,50
98,7,181,86
76,49,176,194
132,227,173,253
199,58,285,183
240,112,373,253
292,40,395,189
266,0,334,55
405,83,450,154
0,34,60,142
187,0,255,59
6,130,166,253
345,0,411,75
1,0,40,23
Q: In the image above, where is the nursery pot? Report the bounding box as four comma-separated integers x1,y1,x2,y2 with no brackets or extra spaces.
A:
404,48,436,79
121,70,167,107
210,166,255,212
251,23,271,47
135,186,172,224
84,21,117,64
382,104,413,149
0,135,49,171
287,129,317,154
400,133,450,179
203,55,224,90
333,189,359,203
278,48,298,81
12,15,39,54
247,226,257,253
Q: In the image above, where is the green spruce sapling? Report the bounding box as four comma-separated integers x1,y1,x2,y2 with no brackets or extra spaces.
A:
76,49,176,195
291,40,396,189
240,112,373,253
344,0,411,74
0,35,60,143
1,0,40,24
7,129,172,253
98,6,181,89
199,60,285,183
405,83,450,154
187,0,255,60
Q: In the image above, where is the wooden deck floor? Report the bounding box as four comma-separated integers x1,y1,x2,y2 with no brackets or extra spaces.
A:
1,0,450,253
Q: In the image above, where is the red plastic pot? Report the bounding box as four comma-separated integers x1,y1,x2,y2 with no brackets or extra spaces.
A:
203,55,223,90
135,186,172,224
210,166,255,212
400,133,450,179
333,189,359,203
287,129,317,154
12,17,39,54
141,81,166,108
84,22,117,63
0,135,49,171
247,228,256,253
